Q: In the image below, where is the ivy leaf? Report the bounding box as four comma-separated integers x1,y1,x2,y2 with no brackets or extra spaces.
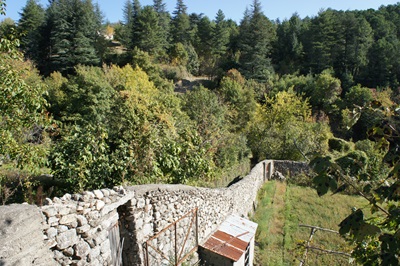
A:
339,209,364,236
313,173,337,196
379,234,400,265
363,183,373,194
310,156,332,174
355,223,381,242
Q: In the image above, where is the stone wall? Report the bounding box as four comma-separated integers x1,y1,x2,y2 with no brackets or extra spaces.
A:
0,159,309,265
273,160,310,177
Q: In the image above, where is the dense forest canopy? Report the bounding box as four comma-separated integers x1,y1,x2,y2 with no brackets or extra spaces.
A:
1,0,400,263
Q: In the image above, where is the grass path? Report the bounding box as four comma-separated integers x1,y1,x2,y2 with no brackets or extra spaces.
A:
253,181,288,266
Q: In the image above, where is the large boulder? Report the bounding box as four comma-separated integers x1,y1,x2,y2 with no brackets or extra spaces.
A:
0,204,57,265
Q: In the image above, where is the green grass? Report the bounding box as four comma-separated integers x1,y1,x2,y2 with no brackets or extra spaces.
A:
252,181,369,266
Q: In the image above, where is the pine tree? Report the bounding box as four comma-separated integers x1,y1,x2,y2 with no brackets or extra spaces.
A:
134,6,163,56
153,0,171,58
153,0,166,13
130,0,142,49
238,0,276,81
273,13,304,74
211,9,229,58
36,0,57,75
46,0,101,75
307,9,338,73
117,0,134,47
171,0,190,44
18,0,45,61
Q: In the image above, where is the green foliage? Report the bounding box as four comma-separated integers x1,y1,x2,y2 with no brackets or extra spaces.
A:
344,84,374,108
217,70,257,132
182,85,227,150
302,69,342,112
18,0,45,61
238,0,276,82
211,10,229,59
273,13,304,75
114,0,133,47
132,6,164,56
171,0,190,44
0,18,51,203
50,125,112,191
182,85,250,171
58,65,116,125
169,42,188,67
157,130,214,184
0,18,15,38
40,0,102,75
247,91,332,161
0,38,50,172
310,104,400,265
328,138,352,153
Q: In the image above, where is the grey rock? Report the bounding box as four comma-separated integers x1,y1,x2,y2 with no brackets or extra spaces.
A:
42,207,57,218
56,229,78,250
43,197,53,205
137,198,145,208
58,206,70,216
72,194,82,201
63,247,74,257
48,216,59,226
77,224,91,234
93,190,104,199
85,191,95,199
76,215,88,226
54,250,64,260
87,210,100,222
47,227,58,239
53,197,62,204
61,193,72,201
100,239,110,254
59,214,77,226
95,200,105,211
135,218,144,229
74,240,90,259
58,225,69,233
100,189,110,197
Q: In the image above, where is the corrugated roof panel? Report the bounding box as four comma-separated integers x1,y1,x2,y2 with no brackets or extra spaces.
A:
219,215,258,243
213,230,232,243
217,244,243,261
200,215,258,262
202,236,224,250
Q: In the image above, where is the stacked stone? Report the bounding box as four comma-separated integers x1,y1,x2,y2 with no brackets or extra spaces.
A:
1,159,305,265
40,187,132,266
228,160,270,217
126,186,234,265
273,160,310,177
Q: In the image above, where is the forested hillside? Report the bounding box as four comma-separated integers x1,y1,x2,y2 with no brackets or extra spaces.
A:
1,0,400,264
0,0,398,202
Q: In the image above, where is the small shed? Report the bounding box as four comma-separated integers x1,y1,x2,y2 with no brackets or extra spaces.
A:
199,215,258,266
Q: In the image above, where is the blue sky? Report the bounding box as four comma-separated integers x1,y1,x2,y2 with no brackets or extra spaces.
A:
3,0,400,23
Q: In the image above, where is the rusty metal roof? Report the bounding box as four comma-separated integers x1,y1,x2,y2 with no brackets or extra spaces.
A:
200,215,258,262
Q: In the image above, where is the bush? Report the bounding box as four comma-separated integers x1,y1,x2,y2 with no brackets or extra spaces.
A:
328,138,352,153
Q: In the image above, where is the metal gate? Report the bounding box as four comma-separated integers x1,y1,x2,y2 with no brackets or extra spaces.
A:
144,208,199,266
109,222,124,266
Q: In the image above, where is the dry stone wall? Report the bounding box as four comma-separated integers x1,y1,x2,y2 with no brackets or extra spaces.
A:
273,160,310,177
0,159,307,265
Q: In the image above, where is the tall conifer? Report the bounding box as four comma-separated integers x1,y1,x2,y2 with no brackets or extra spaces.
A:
44,0,101,75
18,0,45,61
238,0,275,81
171,0,190,44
